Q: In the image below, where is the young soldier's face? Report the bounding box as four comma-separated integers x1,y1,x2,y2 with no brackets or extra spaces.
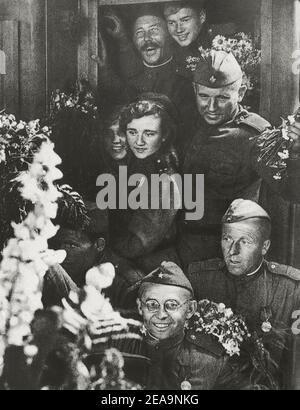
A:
49,228,103,287
193,82,246,126
138,284,195,340
104,120,127,161
164,7,205,47
126,114,163,159
133,15,171,65
221,221,270,276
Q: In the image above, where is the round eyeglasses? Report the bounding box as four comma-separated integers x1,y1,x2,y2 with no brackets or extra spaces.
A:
141,299,190,313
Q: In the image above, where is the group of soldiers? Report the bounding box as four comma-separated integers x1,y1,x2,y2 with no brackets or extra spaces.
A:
2,0,300,390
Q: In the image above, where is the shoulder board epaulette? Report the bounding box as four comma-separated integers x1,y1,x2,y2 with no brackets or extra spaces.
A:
188,258,224,276
235,112,271,133
186,331,224,358
267,261,300,281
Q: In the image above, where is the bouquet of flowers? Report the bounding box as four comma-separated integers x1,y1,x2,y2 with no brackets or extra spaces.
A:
0,135,65,378
255,111,299,180
186,300,280,389
186,299,251,357
0,112,53,252
47,80,101,200
49,79,98,121
187,32,261,91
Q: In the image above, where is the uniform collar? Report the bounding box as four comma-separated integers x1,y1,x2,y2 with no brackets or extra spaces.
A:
224,259,265,284
145,330,185,350
143,56,173,69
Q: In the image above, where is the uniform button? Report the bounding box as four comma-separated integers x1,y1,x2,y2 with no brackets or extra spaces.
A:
157,159,161,163
271,264,276,269
115,264,119,269
190,335,196,340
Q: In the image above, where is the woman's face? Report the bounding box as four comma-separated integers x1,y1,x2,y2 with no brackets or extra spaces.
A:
104,120,127,160
126,114,163,159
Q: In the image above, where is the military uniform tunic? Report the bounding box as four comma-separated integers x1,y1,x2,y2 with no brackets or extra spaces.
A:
187,258,300,371
143,331,229,390
178,107,300,267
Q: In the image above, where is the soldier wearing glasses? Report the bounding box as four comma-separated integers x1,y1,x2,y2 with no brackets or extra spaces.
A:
135,261,230,390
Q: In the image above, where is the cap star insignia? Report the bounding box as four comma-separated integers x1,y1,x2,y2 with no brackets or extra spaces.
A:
209,75,217,84
158,272,164,279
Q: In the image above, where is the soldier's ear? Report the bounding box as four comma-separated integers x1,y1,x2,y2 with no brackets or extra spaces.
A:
137,298,143,316
95,237,106,253
238,84,247,102
186,300,197,319
262,239,271,256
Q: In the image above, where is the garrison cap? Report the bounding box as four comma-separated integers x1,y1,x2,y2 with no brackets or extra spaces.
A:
193,50,243,88
222,199,271,224
130,4,164,26
139,261,194,296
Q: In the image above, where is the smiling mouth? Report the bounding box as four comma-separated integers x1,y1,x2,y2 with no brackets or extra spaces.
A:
112,145,125,152
206,113,219,117
177,34,189,41
153,323,171,330
145,46,157,53
134,147,147,153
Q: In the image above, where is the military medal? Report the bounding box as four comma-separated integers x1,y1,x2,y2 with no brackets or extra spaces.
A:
261,307,272,333
181,380,192,390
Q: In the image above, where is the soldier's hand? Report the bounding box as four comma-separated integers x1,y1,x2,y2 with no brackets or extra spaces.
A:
103,11,127,41
288,120,300,159
213,126,240,140
90,33,108,69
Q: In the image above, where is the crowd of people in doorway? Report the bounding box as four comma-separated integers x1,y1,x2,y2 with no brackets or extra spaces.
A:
1,0,300,390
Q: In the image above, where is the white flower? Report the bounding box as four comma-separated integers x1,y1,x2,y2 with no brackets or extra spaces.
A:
223,339,240,356
16,121,26,130
212,35,227,50
278,150,289,160
12,223,30,240
24,344,38,357
7,324,31,346
282,128,289,141
224,308,233,318
218,303,226,312
86,263,115,291
0,257,19,274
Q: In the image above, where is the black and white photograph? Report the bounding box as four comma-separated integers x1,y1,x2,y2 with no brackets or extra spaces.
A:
0,0,300,392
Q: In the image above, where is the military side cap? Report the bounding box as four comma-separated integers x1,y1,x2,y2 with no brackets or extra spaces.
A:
129,4,164,26
193,50,242,88
139,261,194,296
222,199,270,224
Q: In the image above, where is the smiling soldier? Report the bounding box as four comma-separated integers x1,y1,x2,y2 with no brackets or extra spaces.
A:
163,0,210,77
177,49,300,268
187,199,300,387
136,261,230,390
